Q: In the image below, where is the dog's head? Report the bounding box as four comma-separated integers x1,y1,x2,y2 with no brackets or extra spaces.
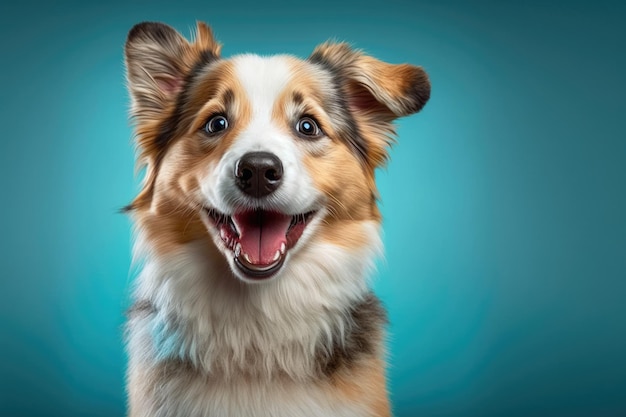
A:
125,22,429,283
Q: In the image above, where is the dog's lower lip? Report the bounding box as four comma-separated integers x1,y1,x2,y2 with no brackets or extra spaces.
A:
234,252,285,279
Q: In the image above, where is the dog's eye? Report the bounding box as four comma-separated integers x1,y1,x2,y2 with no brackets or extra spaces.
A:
296,117,321,138
203,115,229,134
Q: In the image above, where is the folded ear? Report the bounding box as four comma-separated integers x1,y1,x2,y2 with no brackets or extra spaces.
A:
309,42,430,120
124,21,221,123
309,42,430,167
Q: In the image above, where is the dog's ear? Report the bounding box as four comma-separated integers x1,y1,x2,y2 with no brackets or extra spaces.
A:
124,22,220,211
309,42,430,166
310,42,429,119
124,21,221,122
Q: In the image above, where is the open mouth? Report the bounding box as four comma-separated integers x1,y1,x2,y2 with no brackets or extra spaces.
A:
203,208,316,280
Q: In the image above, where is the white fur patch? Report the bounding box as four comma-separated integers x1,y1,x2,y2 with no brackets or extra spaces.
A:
135,377,369,417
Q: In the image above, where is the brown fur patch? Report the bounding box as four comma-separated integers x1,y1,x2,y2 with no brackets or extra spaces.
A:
329,357,391,417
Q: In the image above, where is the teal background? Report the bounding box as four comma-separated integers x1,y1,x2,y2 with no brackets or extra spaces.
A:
1,1,625,416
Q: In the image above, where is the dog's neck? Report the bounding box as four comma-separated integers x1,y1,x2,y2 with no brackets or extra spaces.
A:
127,223,384,380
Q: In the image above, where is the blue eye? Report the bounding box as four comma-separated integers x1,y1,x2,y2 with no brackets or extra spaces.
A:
296,117,321,137
204,115,228,134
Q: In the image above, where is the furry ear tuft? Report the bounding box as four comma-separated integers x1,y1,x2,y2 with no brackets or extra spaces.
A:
124,21,221,123
309,42,430,119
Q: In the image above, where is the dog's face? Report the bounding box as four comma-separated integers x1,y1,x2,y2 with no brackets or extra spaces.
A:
125,22,429,283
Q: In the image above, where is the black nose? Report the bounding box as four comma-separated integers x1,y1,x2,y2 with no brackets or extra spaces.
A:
234,152,284,198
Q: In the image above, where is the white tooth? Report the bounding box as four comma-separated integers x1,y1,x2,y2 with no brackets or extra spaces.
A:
272,250,280,262
231,217,241,235
280,242,286,255
243,253,251,263
235,243,242,257
220,229,227,241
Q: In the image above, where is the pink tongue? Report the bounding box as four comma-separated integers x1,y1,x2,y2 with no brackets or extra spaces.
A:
232,210,291,265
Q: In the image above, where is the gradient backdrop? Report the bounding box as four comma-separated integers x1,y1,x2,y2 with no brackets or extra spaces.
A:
1,1,625,416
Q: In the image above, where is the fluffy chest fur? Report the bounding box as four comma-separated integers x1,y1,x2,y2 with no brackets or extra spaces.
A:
126,236,387,417
128,362,376,417
127,229,383,379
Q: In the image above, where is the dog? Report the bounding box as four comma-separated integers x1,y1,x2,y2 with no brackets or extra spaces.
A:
123,21,429,417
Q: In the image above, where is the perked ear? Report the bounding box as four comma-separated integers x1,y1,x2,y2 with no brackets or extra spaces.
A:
124,21,221,123
309,42,430,120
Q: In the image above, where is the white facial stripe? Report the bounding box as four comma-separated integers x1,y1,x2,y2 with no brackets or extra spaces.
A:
235,54,292,119
201,55,320,215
